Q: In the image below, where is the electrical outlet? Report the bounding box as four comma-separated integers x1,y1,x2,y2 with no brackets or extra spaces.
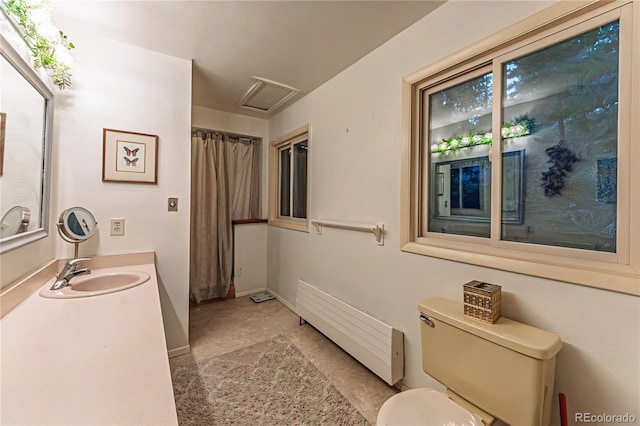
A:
237,267,244,277
110,218,125,236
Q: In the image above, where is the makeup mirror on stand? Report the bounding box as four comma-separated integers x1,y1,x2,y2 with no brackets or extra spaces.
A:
57,207,97,258
0,206,31,238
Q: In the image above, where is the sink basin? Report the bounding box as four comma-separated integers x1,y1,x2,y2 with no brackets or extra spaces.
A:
39,271,150,299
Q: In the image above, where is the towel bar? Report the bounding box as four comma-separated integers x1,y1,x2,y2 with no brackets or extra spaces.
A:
310,219,384,245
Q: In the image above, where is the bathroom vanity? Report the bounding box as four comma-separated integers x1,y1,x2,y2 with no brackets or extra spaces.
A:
0,252,178,425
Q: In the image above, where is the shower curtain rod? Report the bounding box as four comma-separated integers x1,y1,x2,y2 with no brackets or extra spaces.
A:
192,127,261,143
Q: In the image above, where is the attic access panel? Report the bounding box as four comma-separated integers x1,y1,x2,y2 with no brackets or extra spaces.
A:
239,77,300,114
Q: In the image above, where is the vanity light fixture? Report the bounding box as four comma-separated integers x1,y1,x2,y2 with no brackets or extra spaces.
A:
239,77,300,114
431,116,535,154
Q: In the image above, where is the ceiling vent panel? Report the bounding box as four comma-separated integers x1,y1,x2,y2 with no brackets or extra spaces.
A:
239,77,300,114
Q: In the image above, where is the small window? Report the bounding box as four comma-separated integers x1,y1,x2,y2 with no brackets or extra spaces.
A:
402,2,639,294
269,125,310,232
425,69,493,238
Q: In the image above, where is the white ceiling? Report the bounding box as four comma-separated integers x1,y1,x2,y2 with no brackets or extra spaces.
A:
52,1,445,118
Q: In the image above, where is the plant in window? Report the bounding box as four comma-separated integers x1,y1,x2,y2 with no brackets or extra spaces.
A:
540,140,579,197
3,0,75,89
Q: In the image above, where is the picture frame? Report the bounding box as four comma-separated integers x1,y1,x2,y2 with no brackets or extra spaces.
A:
102,128,158,183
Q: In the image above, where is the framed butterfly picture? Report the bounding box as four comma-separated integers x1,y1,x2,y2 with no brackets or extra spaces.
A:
102,128,158,183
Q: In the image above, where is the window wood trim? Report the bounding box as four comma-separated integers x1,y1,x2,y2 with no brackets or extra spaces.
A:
268,124,310,232
400,0,640,295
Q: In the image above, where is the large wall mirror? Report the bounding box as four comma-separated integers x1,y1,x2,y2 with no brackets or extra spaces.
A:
0,33,53,253
433,151,525,223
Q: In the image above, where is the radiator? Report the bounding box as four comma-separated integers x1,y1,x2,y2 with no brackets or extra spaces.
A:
296,279,403,385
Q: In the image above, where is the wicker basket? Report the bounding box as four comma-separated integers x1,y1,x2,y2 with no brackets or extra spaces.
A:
463,280,502,324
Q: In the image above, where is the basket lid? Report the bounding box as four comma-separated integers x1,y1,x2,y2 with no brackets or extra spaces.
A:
418,297,562,360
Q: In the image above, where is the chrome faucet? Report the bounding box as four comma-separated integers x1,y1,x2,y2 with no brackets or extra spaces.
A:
51,257,92,290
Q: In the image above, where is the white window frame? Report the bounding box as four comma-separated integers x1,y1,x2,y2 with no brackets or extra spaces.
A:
401,1,639,295
268,124,310,232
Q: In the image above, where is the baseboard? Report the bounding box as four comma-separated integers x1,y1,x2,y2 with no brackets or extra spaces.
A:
235,287,266,298
266,288,296,312
168,345,190,358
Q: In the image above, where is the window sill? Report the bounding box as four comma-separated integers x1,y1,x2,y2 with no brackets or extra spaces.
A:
232,219,268,226
268,218,309,233
401,241,639,296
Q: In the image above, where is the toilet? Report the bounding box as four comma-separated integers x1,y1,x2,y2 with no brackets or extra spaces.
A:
377,297,562,426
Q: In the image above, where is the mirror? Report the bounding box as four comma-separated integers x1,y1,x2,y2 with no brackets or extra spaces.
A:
0,33,53,253
57,207,97,259
0,206,31,238
433,150,525,224
58,207,97,242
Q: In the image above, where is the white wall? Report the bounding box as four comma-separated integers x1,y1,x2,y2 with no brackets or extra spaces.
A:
192,105,268,138
53,30,192,355
268,1,639,424
234,223,267,296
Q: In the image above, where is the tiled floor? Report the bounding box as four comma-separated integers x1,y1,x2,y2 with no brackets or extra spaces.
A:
169,295,398,424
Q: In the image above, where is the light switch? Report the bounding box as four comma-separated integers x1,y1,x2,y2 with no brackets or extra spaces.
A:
168,197,178,212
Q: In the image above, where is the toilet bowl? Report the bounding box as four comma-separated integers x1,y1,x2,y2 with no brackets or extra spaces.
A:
376,388,484,426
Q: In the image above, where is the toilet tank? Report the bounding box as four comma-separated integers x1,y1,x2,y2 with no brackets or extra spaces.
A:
418,297,562,426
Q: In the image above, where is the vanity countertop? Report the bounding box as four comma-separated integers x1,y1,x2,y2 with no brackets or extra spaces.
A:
0,258,178,425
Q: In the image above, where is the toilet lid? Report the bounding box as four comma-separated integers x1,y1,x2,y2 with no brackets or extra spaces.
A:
377,388,484,426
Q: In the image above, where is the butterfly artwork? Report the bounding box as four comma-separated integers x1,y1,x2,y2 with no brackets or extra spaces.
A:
105,130,157,183
115,142,144,172
123,146,140,157
124,157,139,167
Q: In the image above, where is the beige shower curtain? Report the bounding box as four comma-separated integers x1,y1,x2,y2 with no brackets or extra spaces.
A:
190,131,260,303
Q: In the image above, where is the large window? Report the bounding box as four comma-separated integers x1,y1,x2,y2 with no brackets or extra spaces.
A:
268,124,309,232
402,2,639,294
